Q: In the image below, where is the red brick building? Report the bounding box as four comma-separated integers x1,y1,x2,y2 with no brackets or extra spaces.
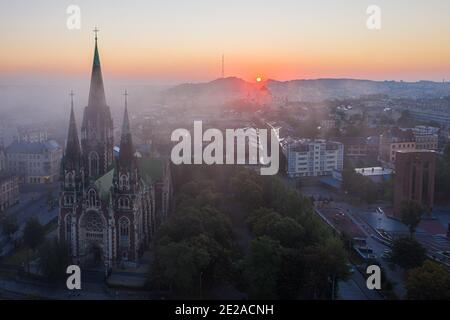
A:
393,150,436,217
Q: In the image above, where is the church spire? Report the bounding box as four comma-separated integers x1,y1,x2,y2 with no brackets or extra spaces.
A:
65,90,81,163
88,27,107,107
118,91,135,167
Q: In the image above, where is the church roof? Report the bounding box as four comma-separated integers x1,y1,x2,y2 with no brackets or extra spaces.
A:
118,101,135,167
64,97,81,162
87,37,107,108
6,140,61,154
94,168,114,200
137,157,164,185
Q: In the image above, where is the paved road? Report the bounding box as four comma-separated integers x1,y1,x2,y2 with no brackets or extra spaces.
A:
0,184,59,256
301,185,407,298
338,270,383,300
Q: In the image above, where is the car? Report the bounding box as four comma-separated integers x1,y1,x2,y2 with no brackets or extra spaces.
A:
346,263,356,274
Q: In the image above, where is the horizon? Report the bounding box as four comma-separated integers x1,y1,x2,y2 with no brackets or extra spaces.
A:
2,0,450,85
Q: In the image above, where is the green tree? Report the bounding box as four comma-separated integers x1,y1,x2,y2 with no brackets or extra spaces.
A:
1,215,18,242
23,217,45,251
301,238,348,299
243,236,282,299
151,239,210,296
391,237,426,270
406,261,450,300
37,239,70,283
444,143,450,162
23,217,45,272
400,201,423,236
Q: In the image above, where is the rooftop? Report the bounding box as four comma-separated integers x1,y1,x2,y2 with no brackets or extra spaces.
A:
355,167,393,176
6,140,61,154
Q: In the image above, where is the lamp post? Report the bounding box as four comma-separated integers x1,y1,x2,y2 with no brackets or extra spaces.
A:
199,271,203,300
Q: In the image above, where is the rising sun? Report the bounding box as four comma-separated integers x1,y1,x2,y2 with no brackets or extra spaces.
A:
256,76,262,82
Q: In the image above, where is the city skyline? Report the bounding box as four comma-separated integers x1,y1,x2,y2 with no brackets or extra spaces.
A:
2,0,450,84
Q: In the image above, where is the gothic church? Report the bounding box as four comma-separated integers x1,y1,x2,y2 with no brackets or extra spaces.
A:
58,34,170,268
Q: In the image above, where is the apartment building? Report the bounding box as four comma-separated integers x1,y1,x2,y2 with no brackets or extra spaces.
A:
283,138,344,178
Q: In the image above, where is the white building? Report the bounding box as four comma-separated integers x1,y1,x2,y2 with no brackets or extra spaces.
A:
412,126,439,151
5,140,62,184
283,138,343,178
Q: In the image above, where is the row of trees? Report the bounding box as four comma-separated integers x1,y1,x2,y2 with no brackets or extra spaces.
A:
390,236,450,300
0,216,69,283
230,168,348,299
151,165,349,299
149,174,237,297
341,164,379,204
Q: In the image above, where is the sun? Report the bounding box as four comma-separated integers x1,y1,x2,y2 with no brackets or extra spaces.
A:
256,76,262,82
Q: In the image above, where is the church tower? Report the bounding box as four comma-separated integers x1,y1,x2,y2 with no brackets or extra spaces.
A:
59,91,82,256
80,29,114,180
59,31,169,270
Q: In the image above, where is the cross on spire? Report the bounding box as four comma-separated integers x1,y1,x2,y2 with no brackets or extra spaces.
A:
93,26,99,41
69,90,75,108
123,90,128,108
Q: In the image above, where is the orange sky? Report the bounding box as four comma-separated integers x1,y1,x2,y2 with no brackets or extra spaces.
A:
2,0,450,83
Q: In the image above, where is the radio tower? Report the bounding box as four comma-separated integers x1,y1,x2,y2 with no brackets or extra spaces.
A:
221,54,225,78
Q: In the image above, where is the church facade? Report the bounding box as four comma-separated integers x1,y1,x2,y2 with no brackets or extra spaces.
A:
58,35,171,268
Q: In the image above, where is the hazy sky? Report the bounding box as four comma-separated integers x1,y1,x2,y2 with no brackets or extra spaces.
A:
1,0,450,83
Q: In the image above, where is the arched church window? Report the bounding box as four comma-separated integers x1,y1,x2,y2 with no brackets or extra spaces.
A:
119,217,130,248
65,215,71,242
64,194,74,206
119,196,130,209
119,174,129,190
88,152,99,177
66,172,75,187
88,189,97,207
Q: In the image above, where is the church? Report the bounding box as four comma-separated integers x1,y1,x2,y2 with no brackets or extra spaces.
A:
58,33,171,268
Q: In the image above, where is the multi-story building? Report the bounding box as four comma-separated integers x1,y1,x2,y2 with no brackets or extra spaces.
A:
379,127,416,167
366,136,380,158
14,126,48,143
0,172,19,213
407,106,450,127
320,119,336,131
412,126,439,151
0,146,6,171
283,138,343,178
339,137,368,157
5,139,62,184
393,150,436,217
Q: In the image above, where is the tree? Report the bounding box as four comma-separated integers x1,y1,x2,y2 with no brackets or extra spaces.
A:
23,217,45,273
1,215,18,242
391,237,426,270
406,261,450,300
151,239,210,296
37,239,70,283
23,217,45,251
400,201,423,236
444,143,450,163
242,236,282,299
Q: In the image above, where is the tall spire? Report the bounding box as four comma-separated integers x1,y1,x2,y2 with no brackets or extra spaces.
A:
88,27,107,107
65,90,81,163
118,90,135,166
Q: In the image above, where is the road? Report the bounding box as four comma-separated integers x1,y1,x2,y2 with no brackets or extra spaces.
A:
0,183,59,256
301,185,407,298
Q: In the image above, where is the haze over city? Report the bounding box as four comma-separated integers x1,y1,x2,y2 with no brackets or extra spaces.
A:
0,0,449,307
